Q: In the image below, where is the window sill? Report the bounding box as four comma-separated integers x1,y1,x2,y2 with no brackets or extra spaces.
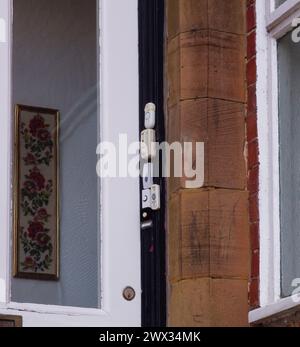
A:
249,295,300,323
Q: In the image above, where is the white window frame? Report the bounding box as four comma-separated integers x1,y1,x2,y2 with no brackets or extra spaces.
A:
0,0,141,327
250,0,300,323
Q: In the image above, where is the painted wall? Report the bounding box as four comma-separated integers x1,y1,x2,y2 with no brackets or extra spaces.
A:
12,0,99,308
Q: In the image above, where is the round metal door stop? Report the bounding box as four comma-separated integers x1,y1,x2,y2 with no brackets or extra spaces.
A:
123,287,136,301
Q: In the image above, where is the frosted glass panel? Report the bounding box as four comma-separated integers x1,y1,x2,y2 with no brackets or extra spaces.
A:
278,32,300,298
11,0,100,308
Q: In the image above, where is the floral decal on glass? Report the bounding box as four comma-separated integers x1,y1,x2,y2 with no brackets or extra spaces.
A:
14,105,59,280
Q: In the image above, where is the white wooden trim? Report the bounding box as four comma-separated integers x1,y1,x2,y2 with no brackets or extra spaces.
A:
0,0,141,327
249,296,300,323
256,0,281,308
257,0,274,307
269,37,281,303
266,0,274,15
267,0,300,38
0,307,130,327
256,0,298,313
0,0,12,305
0,302,109,317
98,0,141,323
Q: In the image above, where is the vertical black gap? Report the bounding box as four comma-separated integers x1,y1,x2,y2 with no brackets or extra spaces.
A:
138,0,166,327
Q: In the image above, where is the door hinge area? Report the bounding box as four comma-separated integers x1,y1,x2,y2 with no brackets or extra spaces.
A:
141,103,161,212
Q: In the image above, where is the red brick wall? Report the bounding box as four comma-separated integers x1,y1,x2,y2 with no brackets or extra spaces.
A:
246,0,259,310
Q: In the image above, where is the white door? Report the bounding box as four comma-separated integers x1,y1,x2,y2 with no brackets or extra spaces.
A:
0,0,141,326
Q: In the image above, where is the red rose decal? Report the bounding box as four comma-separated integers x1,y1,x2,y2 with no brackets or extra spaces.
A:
29,115,46,136
28,168,45,191
36,208,49,221
23,257,36,270
37,129,51,142
28,221,45,239
36,233,50,246
23,153,36,166
23,180,37,194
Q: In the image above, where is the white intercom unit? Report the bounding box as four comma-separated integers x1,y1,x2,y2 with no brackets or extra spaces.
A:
141,103,160,212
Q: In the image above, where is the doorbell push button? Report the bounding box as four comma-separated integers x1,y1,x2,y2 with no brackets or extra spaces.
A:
144,103,156,129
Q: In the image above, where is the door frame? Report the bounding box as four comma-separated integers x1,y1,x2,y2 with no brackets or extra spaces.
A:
0,0,141,326
139,0,166,327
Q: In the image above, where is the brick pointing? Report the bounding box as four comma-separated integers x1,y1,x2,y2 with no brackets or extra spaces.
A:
246,0,260,310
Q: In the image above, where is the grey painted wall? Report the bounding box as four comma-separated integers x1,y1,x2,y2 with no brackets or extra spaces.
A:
12,0,99,308
278,32,300,298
